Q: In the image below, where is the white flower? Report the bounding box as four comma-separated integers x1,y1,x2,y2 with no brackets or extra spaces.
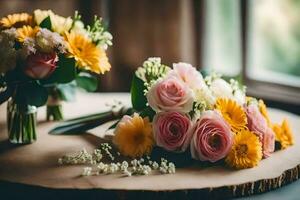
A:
233,89,246,105
210,78,233,99
71,20,89,37
0,29,18,73
34,9,73,34
19,38,36,58
194,86,216,109
36,28,66,53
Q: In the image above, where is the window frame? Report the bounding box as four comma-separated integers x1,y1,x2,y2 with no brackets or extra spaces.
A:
240,0,300,105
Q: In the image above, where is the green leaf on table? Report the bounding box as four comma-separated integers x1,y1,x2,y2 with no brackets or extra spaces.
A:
48,111,115,135
130,74,147,111
56,82,76,101
107,120,120,130
39,16,52,30
41,55,76,85
76,72,98,92
18,82,48,107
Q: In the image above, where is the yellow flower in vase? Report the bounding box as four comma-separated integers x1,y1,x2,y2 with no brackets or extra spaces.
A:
64,32,111,74
215,98,247,133
0,13,33,28
113,113,154,158
272,119,294,149
226,129,262,169
17,26,39,42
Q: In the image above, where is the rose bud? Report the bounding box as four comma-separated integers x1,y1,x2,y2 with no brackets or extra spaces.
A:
153,111,193,152
191,110,233,162
24,52,58,79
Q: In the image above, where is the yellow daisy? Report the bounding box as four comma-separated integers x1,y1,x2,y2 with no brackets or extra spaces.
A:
17,26,39,42
272,119,294,149
258,99,271,126
0,13,33,28
215,98,247,133
64,32,111,74
226,129,262,169
113,113,154,158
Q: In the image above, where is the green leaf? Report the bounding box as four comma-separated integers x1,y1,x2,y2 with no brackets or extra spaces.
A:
15,82,48,107
49,111,115,135
130,74,147,111
42,55,76,85
76,72,98,92
139,106,156,121
39,16,52,30
56,82,76,101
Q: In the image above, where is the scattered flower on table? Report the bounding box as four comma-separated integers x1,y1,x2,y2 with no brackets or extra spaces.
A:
113,113,154,158
272,119,294,149
225,129,262,169
56,58,296,175
147,75,194,113
191,110,233,162
215,98,247,133
153,111,193,152
112,57,294,170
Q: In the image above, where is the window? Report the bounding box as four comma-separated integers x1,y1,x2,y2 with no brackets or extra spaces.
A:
246,0,300,104
203,0,300,105
203,0,241,77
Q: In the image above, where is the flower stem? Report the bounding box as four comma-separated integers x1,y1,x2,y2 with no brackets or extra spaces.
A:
7,99,37,144
47,104,64,121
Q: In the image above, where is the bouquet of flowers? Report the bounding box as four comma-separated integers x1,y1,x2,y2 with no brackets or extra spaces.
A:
112,57,294,169
0,10,112,144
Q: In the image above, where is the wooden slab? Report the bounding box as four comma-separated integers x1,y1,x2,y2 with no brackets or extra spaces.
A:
0,92,299,199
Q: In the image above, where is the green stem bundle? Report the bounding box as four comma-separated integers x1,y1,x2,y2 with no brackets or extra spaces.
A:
7,99,37,144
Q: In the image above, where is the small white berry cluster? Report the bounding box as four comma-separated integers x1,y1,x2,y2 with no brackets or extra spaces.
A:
58,148,95,165
81,157,176,177
58,143,176,177
100,143,115,161
58,143,118,165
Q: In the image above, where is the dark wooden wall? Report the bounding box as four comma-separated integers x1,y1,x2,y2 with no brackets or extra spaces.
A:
0,0,203,91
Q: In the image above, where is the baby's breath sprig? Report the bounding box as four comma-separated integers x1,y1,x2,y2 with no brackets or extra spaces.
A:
230,78,246,94
204,71,222,86
73,11,82,22
58,148,94,165
135,57,171,94
86,16,112,50
190,101,207,120
59,146,177,177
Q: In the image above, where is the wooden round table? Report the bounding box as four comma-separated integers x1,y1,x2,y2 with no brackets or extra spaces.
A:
0,92,300,200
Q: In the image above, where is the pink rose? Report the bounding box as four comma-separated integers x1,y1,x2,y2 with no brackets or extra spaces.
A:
245,104,275,158
191,110,233,162
153,111,193,152
245,104,267,140
263,127,275,158
167,62,205,90
24,52,58,79
147,76,194,113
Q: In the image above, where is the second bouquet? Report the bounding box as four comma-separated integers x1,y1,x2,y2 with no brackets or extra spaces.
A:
0,9,112,143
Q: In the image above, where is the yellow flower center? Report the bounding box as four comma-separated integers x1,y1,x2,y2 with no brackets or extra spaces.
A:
236,144,248,156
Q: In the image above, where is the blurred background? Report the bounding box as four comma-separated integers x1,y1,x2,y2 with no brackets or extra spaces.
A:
0,0,299,113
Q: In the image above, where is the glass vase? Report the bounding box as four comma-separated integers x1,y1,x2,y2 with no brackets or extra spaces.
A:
7,98,37,144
